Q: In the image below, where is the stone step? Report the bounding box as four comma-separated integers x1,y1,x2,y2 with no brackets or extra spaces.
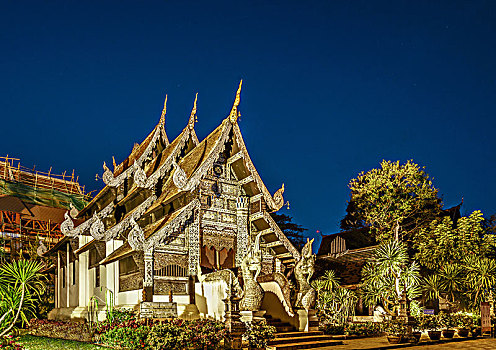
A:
275,331,324,338
275,325,296,332
269,339,342,350
269,335,334,345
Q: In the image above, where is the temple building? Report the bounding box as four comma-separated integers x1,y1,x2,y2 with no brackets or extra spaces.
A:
45,82,303,323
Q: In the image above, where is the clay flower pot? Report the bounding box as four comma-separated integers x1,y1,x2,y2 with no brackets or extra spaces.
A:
457,328,469,337
442,329,455,338
387,335,403,344
412,331,422,343
427,330,441,341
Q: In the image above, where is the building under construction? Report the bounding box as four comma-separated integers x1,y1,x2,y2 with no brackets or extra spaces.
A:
0,156,90,260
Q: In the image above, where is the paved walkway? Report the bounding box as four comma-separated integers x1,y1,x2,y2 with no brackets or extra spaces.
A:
310,335,496,350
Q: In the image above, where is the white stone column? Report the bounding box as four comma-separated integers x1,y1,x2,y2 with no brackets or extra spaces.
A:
235,196,249,266
66,243,70,308
56,251,61,308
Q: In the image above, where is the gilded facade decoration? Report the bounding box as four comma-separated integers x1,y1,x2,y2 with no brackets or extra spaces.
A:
188,207,200,276
295,239,316,311
153,252,188,270
154,280,187,295
133,162,148,188
89,213,105,240
145,199,200,250
143,248,154,288
62,202,114,237
172,161,188,189
61,211,75,236
128,218,145,251
203,232,234,251
239,232,264,311
119,272,143,292
235,196,249,266
104,194,157,241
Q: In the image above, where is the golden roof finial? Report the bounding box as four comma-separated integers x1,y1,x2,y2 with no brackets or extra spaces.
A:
112,156,117,171
229,80,243,124
159,94,167,127
188,93,198,130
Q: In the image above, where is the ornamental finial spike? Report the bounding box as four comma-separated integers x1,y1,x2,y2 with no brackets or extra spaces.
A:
229,80,243,124
159,94,167,127
188,93,198,130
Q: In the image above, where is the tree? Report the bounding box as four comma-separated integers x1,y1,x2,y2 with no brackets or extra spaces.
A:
361,240,421,316
270,213,307,250
0,260,46,336
415,211,496,310
344,160,442,242
311,270,357,325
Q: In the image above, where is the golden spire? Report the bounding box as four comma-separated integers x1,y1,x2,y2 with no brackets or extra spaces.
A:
188,93,198,130
229,80,243,124
159,94,167,127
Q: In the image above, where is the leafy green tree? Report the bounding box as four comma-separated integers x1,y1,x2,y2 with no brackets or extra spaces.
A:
311,270,357,325
0,260,46,336
361,240,421,315
416,211,496,309
270,213,307,250
344,160,442,242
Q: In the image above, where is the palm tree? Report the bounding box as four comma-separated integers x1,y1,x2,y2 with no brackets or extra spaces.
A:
464,256,496,309
361,240,421,316
0,260,46,336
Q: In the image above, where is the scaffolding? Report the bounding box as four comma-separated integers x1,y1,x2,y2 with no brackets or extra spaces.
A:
0,155,91,260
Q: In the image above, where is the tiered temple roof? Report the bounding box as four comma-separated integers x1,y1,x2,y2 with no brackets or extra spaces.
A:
53,81,299,271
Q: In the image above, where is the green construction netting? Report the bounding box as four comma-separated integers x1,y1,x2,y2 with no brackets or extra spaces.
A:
0,178,89,211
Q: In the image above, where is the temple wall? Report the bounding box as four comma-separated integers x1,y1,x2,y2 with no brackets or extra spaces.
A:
195,280,228,321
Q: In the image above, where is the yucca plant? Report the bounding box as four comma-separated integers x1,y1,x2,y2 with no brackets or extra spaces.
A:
0,260,46,336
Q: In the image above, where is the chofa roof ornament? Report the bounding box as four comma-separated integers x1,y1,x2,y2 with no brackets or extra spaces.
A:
188,93,198,130
229,80,242,124
273,183,285,211
159,94,167,128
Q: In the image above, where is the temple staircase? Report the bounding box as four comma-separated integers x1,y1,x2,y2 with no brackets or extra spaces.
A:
265,316,342,349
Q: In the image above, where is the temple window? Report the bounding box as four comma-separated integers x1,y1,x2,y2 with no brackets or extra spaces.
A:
154,264,187,277
95,267,100,287
119,256,139,276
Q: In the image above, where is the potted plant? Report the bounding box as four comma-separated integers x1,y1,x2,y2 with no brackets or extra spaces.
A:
439,312,456,339
383,319,406,344
455,312,472,337
470,313,481,338
411,318,422,343
422,314,441,341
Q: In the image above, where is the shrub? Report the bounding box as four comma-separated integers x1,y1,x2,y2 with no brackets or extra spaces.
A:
344,322,382,336
383,319,406,336
245,322,276,349
29,319,92,342
100,322,150,349
0,335,24,350
321,323,345,335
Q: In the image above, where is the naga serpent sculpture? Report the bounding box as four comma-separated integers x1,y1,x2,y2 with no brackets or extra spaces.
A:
295,238,316,310
239,232,264,311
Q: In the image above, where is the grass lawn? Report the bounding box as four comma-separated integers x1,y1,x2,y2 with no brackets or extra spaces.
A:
18,335,105,350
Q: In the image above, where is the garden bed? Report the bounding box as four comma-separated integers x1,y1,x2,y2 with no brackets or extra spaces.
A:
28,319,93,343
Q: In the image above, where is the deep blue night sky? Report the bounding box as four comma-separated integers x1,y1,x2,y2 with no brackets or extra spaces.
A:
1,1,495,249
